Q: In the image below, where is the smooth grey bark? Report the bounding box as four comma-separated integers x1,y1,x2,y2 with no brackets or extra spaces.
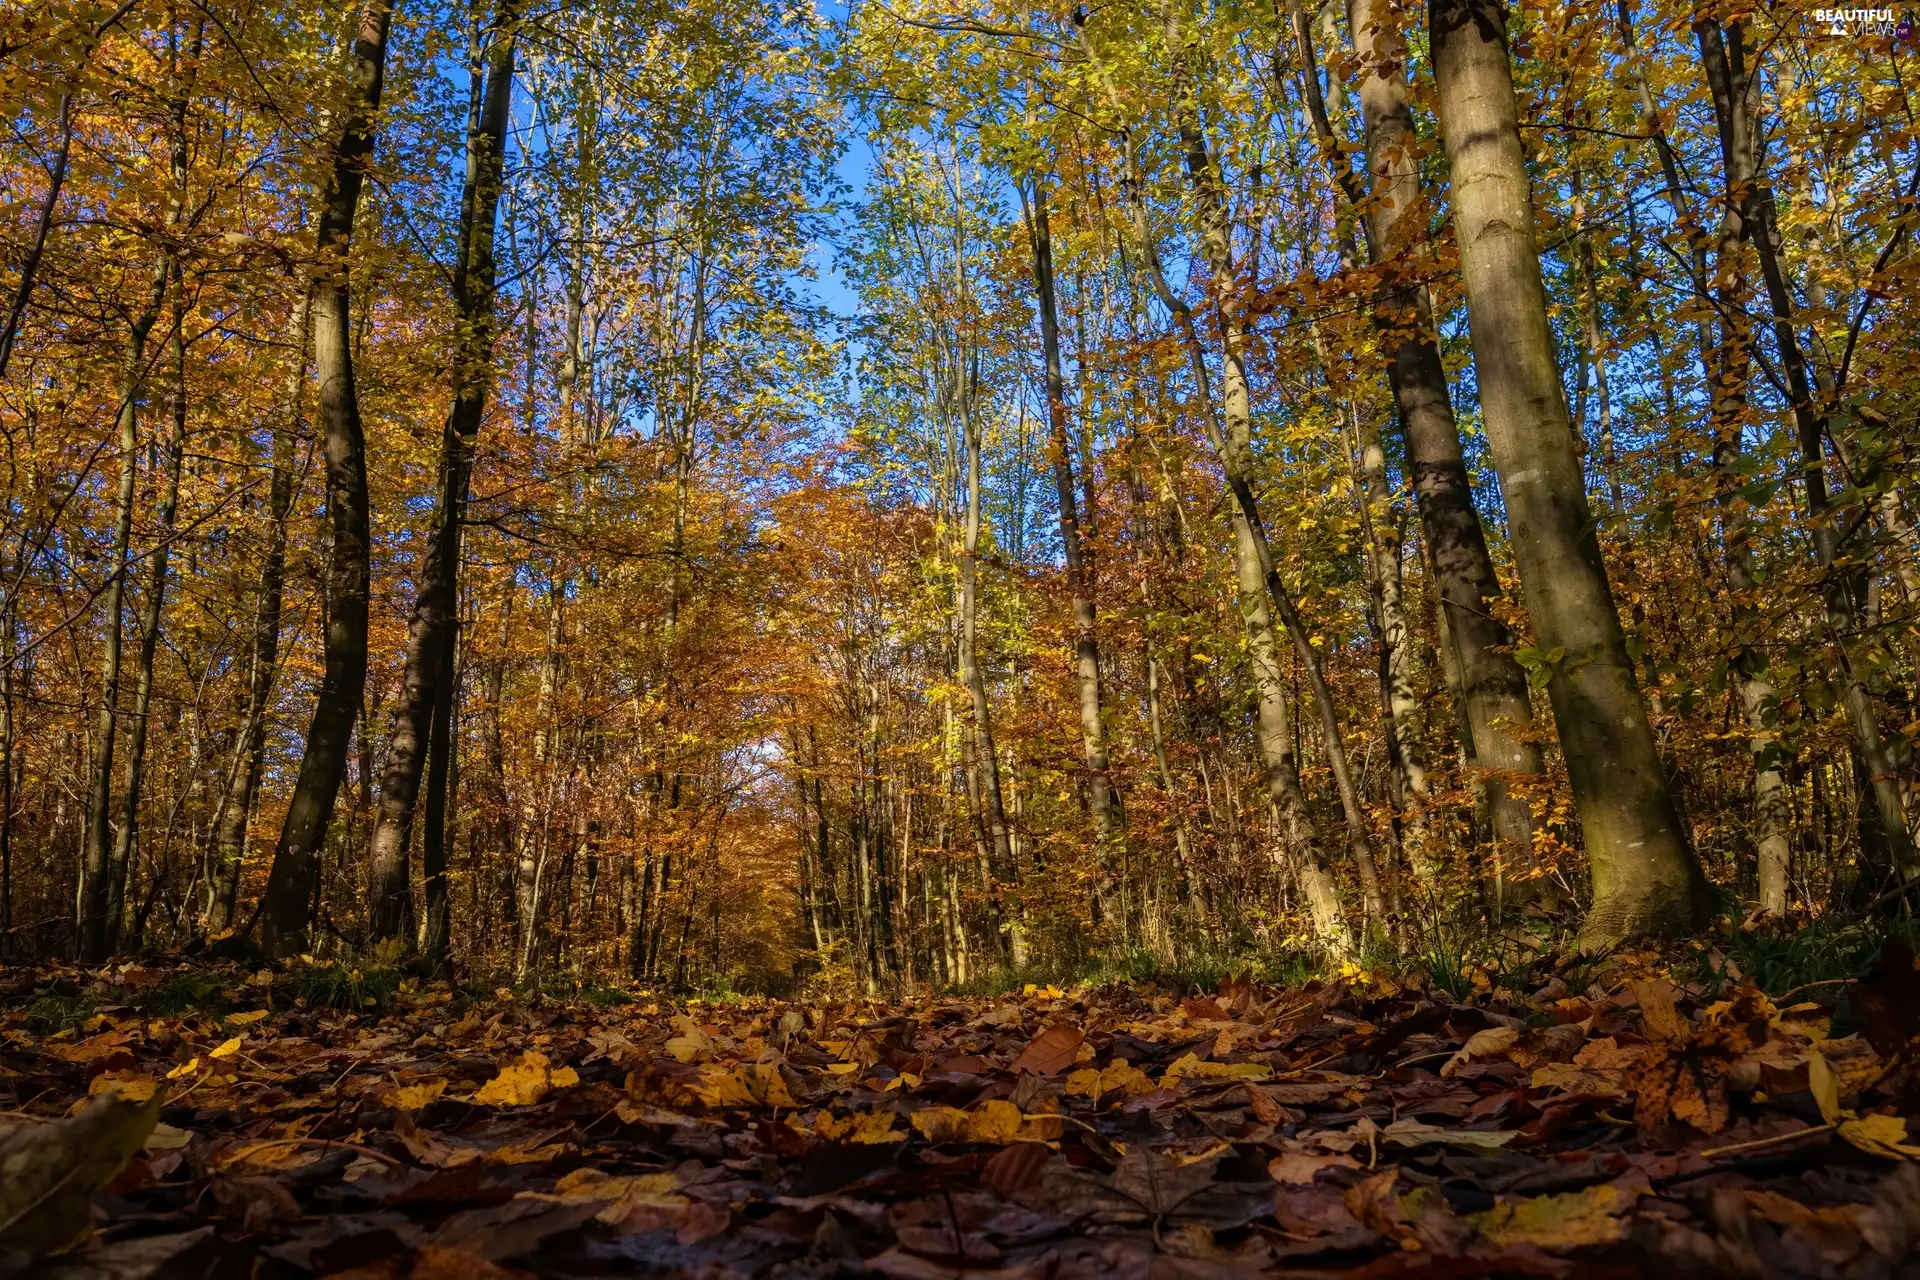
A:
257,0,394,958
1429,0,1706,940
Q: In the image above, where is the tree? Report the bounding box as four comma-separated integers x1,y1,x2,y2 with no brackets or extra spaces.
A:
1428,0,1705,939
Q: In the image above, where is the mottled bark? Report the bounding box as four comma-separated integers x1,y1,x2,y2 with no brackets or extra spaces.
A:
1429,0,1706,940
1312,0,1545,887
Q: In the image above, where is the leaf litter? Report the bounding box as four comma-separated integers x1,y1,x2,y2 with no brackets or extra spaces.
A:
2,944,1919,1278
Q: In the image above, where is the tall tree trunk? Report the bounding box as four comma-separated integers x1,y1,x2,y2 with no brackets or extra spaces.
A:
1428,0,1705,940
1695,17,1914,880
208,300,307,932
1076,16,1351,950
368,0,518,948
110,263,191,950
1306,0,1546,891
257,0,394,958
1673,18,1794,914
1167,18,1381,929
77,254,168,962
1021,176,1120,916
958,378,1020,961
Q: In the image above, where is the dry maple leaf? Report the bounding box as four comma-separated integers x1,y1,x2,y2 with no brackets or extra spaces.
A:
1629,988,1771,1136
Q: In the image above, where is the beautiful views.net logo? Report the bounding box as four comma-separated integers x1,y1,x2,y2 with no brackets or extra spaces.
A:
1810,7,1915,37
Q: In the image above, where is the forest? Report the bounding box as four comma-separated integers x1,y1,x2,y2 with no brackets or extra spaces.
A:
0,0,1916,993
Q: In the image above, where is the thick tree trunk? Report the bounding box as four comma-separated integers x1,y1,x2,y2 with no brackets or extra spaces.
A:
367,0,518,947
1022,177,1120,914
1429,0,1705,941
257,0,394,958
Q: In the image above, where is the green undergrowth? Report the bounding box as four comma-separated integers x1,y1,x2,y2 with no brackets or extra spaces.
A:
934,909,1918,1011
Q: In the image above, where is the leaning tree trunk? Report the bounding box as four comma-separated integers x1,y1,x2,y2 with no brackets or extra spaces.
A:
1320,0,1548,896
1075,15,1352,952
1429,0,1705,941
1022,176,1121,919
256,0,393,958
1168,23,1383,929
367,0,519,951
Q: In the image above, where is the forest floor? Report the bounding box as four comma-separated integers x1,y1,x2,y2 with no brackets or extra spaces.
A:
3,945,1920,1279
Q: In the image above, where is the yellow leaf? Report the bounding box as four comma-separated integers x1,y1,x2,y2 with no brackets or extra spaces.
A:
1064,1067,1102,1099
166,1057,201,1079
1161,1052,1271,1084
691,1062,793,1109
1838,1113,1920,1160
814,1110,903,1143
208,1037,243,1061
666,1015,716,1064
474,1050,575,1106
381,1078,447,1111
1099,1060,1158,1097
910,1100,1056,1145
225,1010,270,1027
1807,1049,1840,1124
1471,1184,1639,1249
89,1071,157,1103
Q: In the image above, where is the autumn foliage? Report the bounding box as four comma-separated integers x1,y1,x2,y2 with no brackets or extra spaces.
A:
0,0,1917,994
5,951,1920,1274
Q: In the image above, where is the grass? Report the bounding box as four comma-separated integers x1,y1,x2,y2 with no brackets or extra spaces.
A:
142,972,231,1016
1687,914,1920,1001
944,947,1328,999
283,962,404,1011
26,980,95,1033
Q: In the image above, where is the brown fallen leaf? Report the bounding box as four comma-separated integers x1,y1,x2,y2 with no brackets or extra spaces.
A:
1268,1150,1361,1185
0,1090,163,1258
1010,1023,1083,1076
